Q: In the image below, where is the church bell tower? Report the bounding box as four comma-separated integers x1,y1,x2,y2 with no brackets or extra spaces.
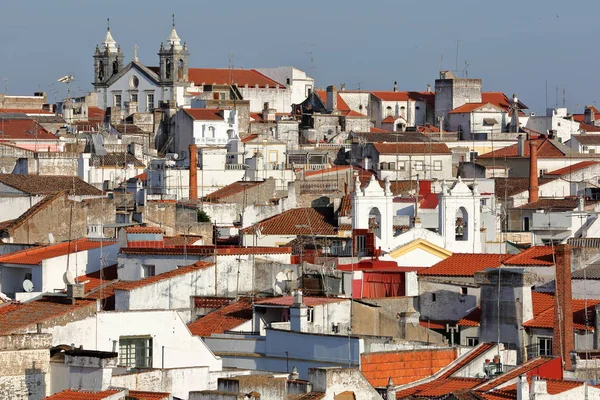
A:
158,15,190,86
93,19,124,88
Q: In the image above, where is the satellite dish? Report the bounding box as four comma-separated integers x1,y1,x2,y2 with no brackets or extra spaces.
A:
63,271,75,285
23,279,34,293
48,233,55,244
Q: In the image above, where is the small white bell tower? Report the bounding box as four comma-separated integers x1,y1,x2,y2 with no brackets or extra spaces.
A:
352,175,394,250
438,176,481,253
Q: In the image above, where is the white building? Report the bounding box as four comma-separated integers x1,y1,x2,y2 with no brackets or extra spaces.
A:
256,66,314,106
170,108,239,156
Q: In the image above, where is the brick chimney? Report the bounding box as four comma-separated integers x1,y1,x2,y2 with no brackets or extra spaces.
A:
189,144,198,200
528,140,539,203
554,244,574,370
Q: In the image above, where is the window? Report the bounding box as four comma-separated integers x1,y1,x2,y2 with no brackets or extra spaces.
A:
141,264,155,278
286,78,291,85
386,106,393,116
112,60,119,75
178,59,184,80
114,94,122,109
119,336,152,368
131,93,138,103
481,198,487,206
165,59,171,79
98,61,104,81
388,162,395,171
147,94,154,111
583,145,589,152
523,217,530,232
307,308,314,322
467,337,479,347
414,161,424,171
355,234,367,256
434,160,442,171
538,337,552,356
432,293,436,302
460,287,468,295
397,161,406,171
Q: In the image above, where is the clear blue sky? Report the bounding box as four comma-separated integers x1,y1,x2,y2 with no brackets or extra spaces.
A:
1,0,599,114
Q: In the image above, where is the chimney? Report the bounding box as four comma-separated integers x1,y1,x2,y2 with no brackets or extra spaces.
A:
528,140,539,203
530,376,549,398
189,144,198,200
393,81,398,92
585,105,595,125
326,85,337,112
517,375,530,400
517,134,524,157
554,244,574,370
290,290,308,332
426,84,431,93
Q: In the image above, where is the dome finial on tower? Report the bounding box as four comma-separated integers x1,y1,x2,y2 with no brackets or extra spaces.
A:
102,17,117,53
167,14,182,49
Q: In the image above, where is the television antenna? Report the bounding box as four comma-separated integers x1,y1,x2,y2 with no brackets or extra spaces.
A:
306,44,315,69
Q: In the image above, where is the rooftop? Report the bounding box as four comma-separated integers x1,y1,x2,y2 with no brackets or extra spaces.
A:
494,177,558,198
187,297,253,337
120,246,292,256
372,142,452,155
90,153,145,168
503,246,554,266
0,118,58,140
478,138,573,159
184,108,224,121
240,207,338,236
418,254,511,277
0,238,116,265
113,262,213,291
202,180,265,202
43,389,123,400
188,68,284,88
545,160,599,175
0,174,103,196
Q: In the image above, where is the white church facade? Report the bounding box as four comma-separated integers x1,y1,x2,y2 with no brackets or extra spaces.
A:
91,23,314,113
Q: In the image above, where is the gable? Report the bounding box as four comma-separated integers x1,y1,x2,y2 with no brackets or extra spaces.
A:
388,238,452,267
104,62,159,87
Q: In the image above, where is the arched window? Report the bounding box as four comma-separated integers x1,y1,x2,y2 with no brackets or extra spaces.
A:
112,60,119,75
98,61,104,81
369,207,382,239
386,106,392,117
208,126,216,138
178,59,184,80
165,59,171,79
455,207,468,241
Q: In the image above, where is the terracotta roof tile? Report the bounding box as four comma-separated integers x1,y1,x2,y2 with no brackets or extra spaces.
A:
458,307,481,327
202,180,265,202
315,91,352,112
478,138,567,159
503,246,554,266
0,238,116,265
372,142,451,155
112,124,147,135
0,118,58,140
370,127,391,133
531,291,555,316
475,357,556,392
524,297,600,331
450,102,504,114
579,122,600,133
0,296,97,335
126,226,163,234
517,198,581,211
0,174,102,196
396,378,484,398
254,296,346,307
240,207,337,236
417,124,440,133
382,115,400,123
419,254,511,277
338,194,352,217
241,133,259,143
183,108,224,121
546,160,599,175
43,389,122,399
370,91,427,102
127,390,171,400
76,264,118,292
188,297,253,336
188,68,284,88
114,261,213,291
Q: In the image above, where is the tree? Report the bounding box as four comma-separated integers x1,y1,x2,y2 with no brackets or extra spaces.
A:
197,209,211,223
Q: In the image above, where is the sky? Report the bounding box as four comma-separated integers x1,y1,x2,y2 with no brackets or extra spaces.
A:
1,0,599,115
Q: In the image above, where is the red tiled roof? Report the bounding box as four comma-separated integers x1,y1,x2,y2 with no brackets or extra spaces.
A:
188,297,253,337
76,264,118,292
114,262,213,291
396,378,484,399
120,246,292,256
579,122,600,133
202,180,264,202
418,254,511,277
87,107,105,122
0,118,57,140
362,347,457,387
524,297,600,331
126,226,163,234
417,124,440,133
241,134,259,143
371,91,426,102
450,102,504,114
239,207,337,236
475,357,559,392
315,91,351,112
188,68,284,88
127,390,171,400
532,291,555,316
370,127,391,133
503,246,554,266
382,115,400,123
44,389,122,399
372,142,451,155
183,108,223,121
133,172,147,181
255,296,346,307
546,161,599,176
420,192,439,209
478,138,566,159
0,296,97,335
458,307,481,327
343,110,368,117
338,194,352,217
0,238,116,265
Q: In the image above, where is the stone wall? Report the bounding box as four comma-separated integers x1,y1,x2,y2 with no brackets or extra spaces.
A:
0,333,52,400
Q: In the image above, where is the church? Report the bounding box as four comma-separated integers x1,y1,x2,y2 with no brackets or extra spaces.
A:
92,21,314,114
